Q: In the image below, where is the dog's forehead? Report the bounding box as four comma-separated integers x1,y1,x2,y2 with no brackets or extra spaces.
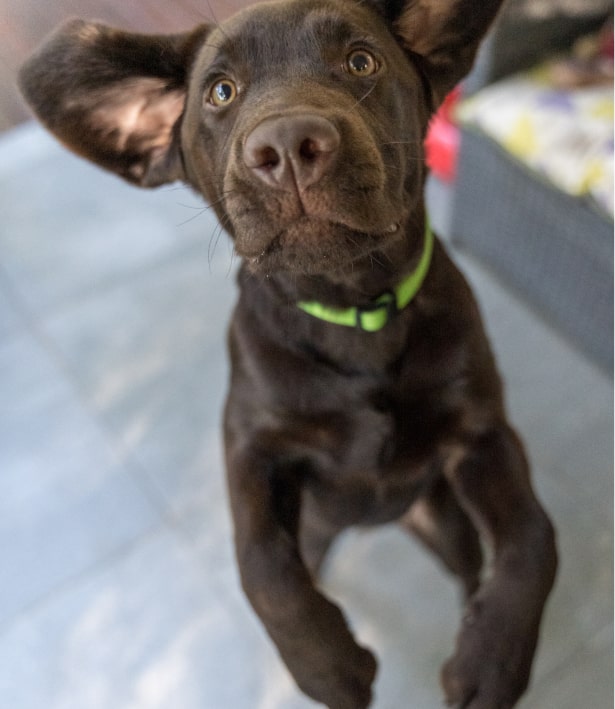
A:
198,0,391,73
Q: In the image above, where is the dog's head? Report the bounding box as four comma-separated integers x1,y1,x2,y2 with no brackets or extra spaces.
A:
19,0,503,275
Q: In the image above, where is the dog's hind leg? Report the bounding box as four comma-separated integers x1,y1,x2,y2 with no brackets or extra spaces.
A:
399,475,483,598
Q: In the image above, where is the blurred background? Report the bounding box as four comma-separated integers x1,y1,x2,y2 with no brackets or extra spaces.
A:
0,1,612,708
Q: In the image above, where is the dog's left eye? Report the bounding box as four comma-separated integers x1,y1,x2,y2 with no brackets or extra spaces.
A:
209,79,238,107
346,50,379,77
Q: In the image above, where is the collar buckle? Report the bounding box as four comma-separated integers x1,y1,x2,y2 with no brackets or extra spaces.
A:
297,216,434,332
356,290,398,332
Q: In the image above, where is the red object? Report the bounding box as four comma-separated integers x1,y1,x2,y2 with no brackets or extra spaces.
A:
598,24,613,60
424,87,461,182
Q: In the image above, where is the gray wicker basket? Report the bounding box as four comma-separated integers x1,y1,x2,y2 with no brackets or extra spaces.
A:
451,126,613,371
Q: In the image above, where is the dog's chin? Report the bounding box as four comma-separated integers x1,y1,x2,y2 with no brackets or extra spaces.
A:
238,218,401,276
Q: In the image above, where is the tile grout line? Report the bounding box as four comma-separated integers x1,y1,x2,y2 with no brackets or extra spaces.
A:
526,625,614,704
0,523,165,638
0,262,178,528
11,234,230,328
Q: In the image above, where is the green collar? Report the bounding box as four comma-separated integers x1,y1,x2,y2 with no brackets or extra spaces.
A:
297,218,434,332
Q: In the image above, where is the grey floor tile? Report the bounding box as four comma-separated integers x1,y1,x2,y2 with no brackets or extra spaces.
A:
0,275,23,339
171,446,236,572
0,332,160,625
0,126,223,319
41,246,237,518
523,630,613,709
527,470,613,679
323,525,460,709
0,529,283,709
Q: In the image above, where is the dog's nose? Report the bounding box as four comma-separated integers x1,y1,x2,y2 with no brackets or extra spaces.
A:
243,115,340,191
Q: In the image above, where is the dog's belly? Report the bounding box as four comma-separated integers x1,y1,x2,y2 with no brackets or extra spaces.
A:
302,416,439,527
304,463,426,526
286,391,457,527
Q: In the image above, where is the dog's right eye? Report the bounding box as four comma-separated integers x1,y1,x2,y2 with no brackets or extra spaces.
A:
209,79,238,107
346,50,379,77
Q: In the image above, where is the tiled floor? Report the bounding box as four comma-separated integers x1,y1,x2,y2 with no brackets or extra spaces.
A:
0,123,612,709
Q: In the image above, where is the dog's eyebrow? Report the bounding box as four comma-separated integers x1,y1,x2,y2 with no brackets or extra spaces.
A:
305,9,390,56
304,12,357,46
207,10,378,76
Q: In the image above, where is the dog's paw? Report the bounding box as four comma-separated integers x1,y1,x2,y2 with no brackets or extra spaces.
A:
330,643,377,709
299,641,377,709
441,594,536,709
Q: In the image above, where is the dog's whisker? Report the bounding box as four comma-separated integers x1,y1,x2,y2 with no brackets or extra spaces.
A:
370,251,387,269
228,240,240,277
347,79,380,112
177,201,212,211
380,140,421,146
203,211,233,273
177,189,236,213
174,191,235,229
176,207,210,227
207,219,225,269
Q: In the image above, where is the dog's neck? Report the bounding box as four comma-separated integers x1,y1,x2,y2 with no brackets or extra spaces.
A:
251,206,430,310
234,207,438,372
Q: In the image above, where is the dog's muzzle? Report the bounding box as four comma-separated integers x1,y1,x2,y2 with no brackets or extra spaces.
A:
243,114,340,192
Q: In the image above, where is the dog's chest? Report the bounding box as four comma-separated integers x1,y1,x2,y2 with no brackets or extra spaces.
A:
308,382,452,477
298,400,433,524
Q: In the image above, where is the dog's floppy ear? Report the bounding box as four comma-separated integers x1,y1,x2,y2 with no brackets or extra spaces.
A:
374,0,505,105
19,20,210,187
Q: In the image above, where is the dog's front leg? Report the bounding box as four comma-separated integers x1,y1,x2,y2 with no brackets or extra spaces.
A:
441,424,557,709
226,444,377,709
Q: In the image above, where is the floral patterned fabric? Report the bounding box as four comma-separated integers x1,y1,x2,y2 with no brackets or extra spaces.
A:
457,67,614,217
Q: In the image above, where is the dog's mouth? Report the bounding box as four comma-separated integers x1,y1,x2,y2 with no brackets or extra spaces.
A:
240,217,402,274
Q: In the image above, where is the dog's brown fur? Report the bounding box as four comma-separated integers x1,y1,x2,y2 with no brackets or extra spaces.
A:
20,1,557,707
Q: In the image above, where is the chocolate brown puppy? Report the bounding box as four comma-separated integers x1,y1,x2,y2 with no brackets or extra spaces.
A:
20,2,557,707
